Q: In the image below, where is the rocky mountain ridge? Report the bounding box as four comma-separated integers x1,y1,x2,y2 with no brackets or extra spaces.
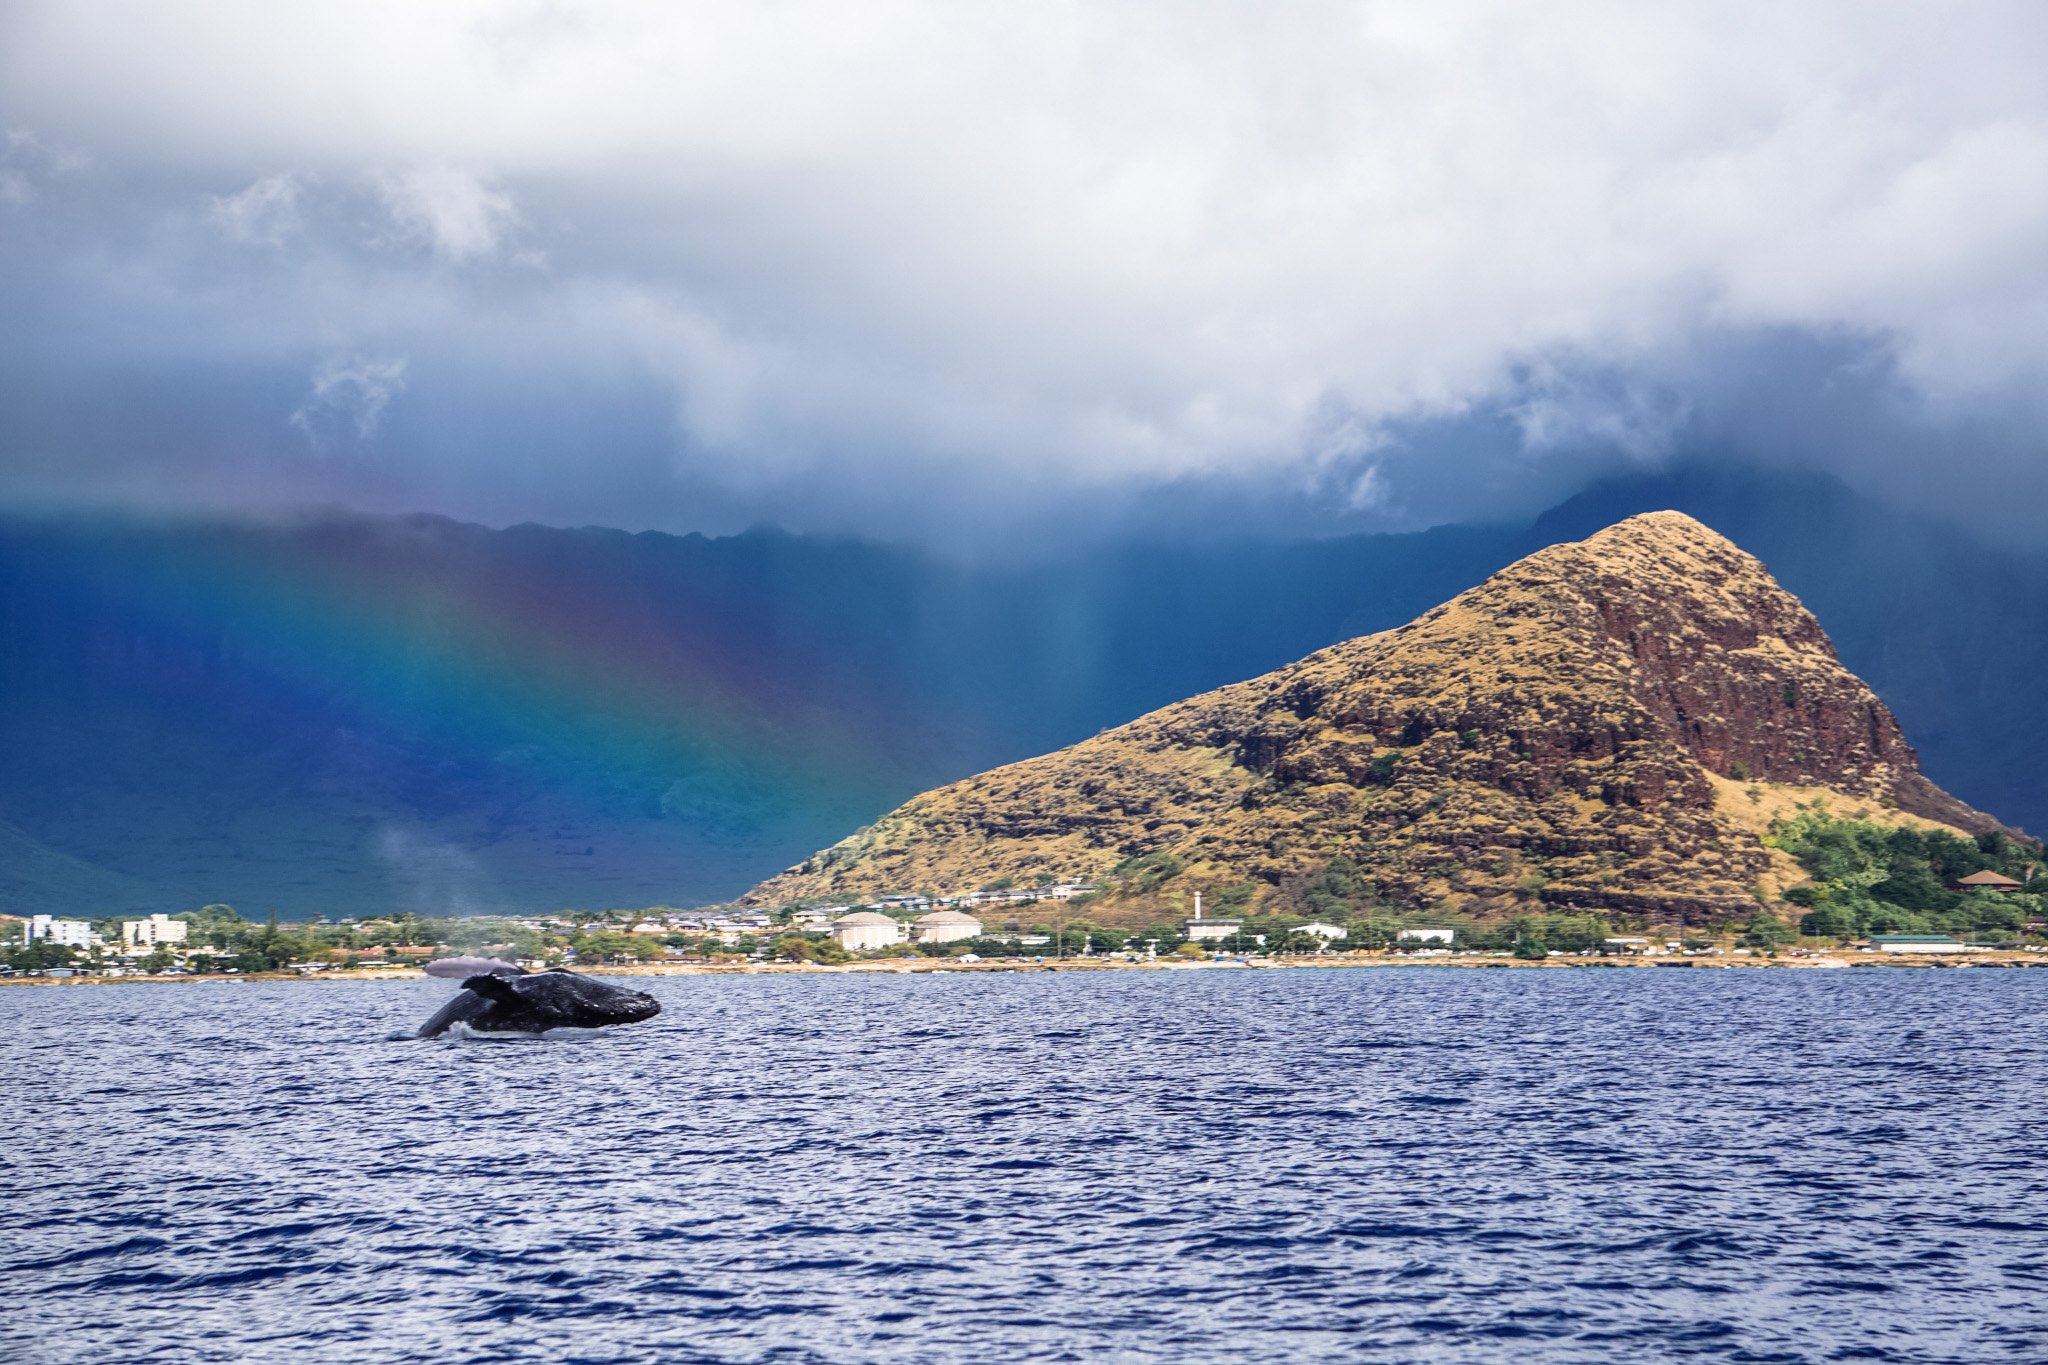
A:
745,513,2002,924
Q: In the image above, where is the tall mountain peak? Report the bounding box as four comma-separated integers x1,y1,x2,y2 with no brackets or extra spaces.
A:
745,512,2002,923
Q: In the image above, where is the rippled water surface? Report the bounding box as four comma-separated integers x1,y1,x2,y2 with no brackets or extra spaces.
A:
9,967,2048,1364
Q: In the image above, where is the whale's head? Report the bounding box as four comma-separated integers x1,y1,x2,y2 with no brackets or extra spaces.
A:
538,969,662,1026
463,967,661,1030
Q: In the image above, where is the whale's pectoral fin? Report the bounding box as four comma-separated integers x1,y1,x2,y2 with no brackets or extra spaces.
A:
462,973,522,1005
413,990,487,1039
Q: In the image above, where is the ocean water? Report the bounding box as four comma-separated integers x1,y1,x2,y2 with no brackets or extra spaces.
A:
8,967,2048,1365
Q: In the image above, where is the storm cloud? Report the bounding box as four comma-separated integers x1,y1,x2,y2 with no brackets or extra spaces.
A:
6,2,2048,544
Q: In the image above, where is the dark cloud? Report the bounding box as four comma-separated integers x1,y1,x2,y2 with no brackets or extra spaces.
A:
7,2,2048,547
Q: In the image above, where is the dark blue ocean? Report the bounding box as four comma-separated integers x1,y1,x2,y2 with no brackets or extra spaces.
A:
8,967,2048,1364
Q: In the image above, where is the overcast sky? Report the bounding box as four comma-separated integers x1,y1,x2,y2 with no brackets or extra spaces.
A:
6,1,2048,548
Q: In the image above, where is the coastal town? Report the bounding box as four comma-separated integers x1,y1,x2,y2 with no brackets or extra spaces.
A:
8,867,2047,982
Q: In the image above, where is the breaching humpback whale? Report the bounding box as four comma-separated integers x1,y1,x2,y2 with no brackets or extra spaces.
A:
403,958,661,1038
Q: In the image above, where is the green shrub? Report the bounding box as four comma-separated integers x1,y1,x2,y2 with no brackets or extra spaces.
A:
1740,911,1794,946
1766,809,2044,937
1111,852,1186,888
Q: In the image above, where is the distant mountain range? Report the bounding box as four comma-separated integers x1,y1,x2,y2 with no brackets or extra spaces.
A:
2,464,2042,917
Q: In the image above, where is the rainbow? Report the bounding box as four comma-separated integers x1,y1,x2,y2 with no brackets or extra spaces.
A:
0,511,935,905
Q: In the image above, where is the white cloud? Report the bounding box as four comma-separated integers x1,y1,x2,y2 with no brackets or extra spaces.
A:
374,165,517,261
1509,360,1695,464
207,171,301,245
0,126,84,203
291,354,408,446
8,2,2048,532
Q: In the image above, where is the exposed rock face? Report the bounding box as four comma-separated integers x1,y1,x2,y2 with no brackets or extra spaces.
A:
745,513,2001,923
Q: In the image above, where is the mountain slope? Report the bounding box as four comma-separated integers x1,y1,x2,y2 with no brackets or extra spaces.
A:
0,816,153,917
745,513,2000,923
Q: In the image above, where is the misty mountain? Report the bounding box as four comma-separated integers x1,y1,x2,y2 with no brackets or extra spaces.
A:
2,465,2040,917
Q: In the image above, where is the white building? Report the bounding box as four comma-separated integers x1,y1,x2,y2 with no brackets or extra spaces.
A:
1298,922,1347,940
910,909,983,944
1182,917,1242,943
1600,936,1653,955
123,914,189,949
1871,934,1984,954
696,921,767,945
961,886,1070,906
1397,927,1455,945
831,911,903,952
28,915,101,948
40,917,97,947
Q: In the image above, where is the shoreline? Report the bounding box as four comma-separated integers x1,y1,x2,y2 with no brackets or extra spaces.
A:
6,952,2046,986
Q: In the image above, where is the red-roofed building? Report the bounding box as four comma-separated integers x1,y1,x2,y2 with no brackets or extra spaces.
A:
1953,870,2023,893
